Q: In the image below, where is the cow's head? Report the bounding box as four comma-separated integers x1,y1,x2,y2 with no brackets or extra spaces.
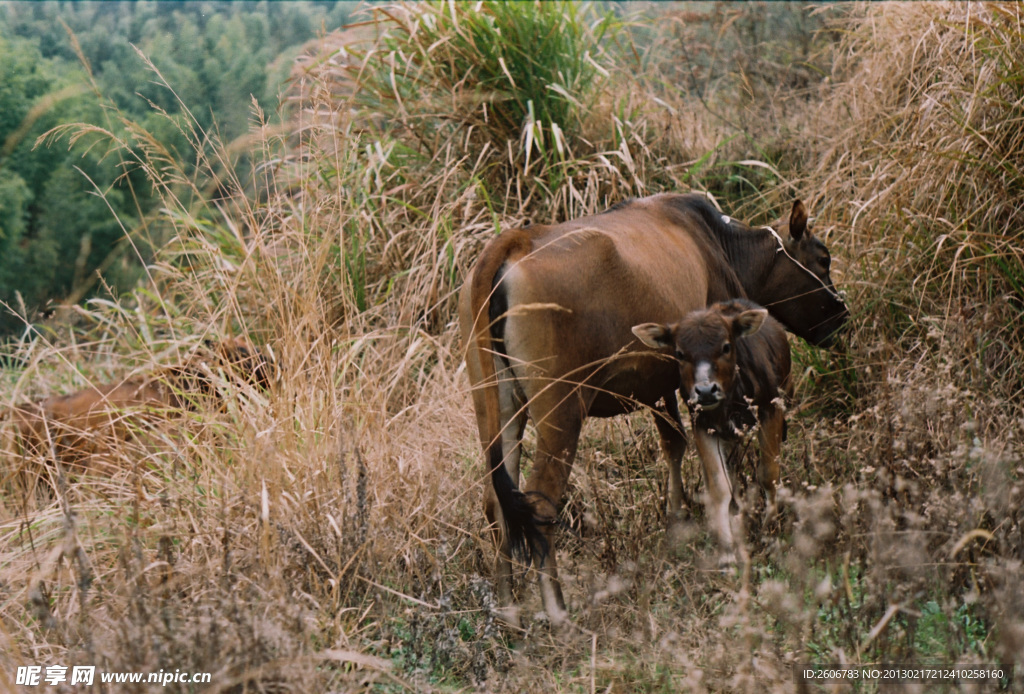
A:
771,200,837,294
632,305,768,411
763,200,848,347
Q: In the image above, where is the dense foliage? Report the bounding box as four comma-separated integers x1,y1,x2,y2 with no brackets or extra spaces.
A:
0,1,354,337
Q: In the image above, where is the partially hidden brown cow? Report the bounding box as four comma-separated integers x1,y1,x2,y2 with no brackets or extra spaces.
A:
459,193,848,627
2,338,274,471
632,299,791,563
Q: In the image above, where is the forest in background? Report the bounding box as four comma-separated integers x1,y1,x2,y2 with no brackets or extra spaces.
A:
0,1,355,338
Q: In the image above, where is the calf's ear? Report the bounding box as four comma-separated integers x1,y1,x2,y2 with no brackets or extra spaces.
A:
632,323,674,349
732,309,768,338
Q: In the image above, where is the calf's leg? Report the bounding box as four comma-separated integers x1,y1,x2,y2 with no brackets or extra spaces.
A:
694,429,737,564
755,408,784,519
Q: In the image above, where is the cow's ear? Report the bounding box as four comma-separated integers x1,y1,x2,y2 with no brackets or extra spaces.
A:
789,200,808,241
632,323,673,349
733,309,768,338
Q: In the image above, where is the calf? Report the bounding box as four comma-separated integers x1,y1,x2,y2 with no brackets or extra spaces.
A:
2,338,275,470
632,299,792,558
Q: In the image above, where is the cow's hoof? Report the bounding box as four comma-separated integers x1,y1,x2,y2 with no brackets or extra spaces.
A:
549,611,577,637
496,606,522,630
717,552,738,572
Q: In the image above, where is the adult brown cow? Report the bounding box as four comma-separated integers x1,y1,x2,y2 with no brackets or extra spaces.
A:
459,193,847,626
633,298,792,564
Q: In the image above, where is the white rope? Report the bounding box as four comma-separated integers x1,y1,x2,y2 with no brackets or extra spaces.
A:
721,214,844,302
759,224,844,302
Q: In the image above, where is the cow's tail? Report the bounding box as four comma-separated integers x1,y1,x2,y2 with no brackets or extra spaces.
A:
468,232,547,564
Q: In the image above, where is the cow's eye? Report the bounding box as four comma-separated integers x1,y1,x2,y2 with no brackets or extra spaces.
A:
721,342,732,356
675,349,691,362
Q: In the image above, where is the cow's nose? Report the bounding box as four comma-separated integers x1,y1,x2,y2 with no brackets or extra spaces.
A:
693,382,723,408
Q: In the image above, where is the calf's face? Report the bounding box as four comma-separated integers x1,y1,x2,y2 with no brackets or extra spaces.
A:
632,307,768,411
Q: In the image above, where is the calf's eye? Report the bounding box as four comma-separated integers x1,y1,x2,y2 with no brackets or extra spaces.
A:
721,342,732,355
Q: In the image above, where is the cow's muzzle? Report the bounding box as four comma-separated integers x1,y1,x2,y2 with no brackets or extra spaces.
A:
691,382,724,410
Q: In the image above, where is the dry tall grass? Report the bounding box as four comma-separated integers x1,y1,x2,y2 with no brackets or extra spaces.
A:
1,3,1021,692
793,2,1024,685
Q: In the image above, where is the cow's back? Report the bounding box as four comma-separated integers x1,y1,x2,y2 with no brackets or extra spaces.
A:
491,195,728,412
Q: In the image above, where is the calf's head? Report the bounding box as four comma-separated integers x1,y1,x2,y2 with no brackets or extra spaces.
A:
632,305,768,411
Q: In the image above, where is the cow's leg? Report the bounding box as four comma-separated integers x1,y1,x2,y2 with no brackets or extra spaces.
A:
653,394,688,520
482,358,528,622
755,409,784,520
694,429,737,564
522,392,583,628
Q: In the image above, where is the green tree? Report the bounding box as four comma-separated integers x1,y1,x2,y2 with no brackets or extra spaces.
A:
0,1,358,336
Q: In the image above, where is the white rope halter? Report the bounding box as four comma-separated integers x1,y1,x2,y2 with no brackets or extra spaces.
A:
721,214,844,302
